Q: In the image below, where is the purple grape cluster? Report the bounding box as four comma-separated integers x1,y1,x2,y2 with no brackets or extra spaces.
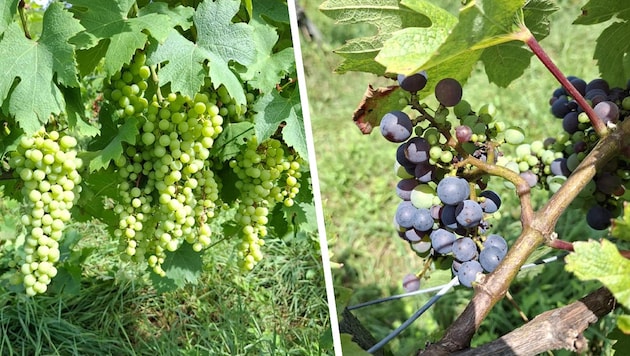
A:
384,74,511,288
546,76,630,230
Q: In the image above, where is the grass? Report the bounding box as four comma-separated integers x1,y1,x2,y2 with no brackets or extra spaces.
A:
0,193,332,355
300,0,619,354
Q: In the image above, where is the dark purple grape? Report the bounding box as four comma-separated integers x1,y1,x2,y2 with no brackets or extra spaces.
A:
594,101,619,125
437,176,470,205
439,204,459,230
483,234,508,254
457,260,483,287
573,141,587,153
380,111,413,143
479,246,506,272
586,205,612,230
411,239,432,254
397,144,417,175
413,208,434,232
569,78,587,96
608,87,626,102
430,228,456,254
455,200,483,228
550,158,570,177
398,71,428,92
405,137,430,163
585,88,607,100
455,125,473,143
552,87,566,98
562,111,579,134
414,161,436,183
430,205,441,220
404,228,424,242
402,273,421,292
435,78,463,107
396,178,418,200
395,201,418,229
479,190,501,213
520,171,538,188
452,237,478,262
585,78,609,93
551,95,571,118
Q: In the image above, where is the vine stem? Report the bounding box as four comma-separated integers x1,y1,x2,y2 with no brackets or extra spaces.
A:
518,25,608,137
18,0,31,39
549,238,630,259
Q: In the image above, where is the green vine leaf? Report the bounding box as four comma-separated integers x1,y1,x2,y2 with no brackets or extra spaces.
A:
0,2,83,135
85,108,139,172
253,87,307,159
0,0,19,35
573,0,630,25
574,1,630,87
612,202,630,241
195,0,255,105
565,239,630,309
137,2,194,31
592,21,630,88
146,29,210,99
211,121,255,161
69,0,173,75
253,0,288,23
374,1,457,75
319,0,431,75
236,20,295,92
149,243,203,293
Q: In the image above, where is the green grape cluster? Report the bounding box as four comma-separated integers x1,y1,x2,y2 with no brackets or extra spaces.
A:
8,129,82,295
229,137,303,271
105,63,224,276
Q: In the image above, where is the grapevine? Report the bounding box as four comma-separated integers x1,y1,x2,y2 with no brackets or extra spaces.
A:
318,0,630,354
0,0,312,296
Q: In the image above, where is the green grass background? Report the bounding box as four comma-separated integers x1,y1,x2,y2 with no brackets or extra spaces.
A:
300,0,620,354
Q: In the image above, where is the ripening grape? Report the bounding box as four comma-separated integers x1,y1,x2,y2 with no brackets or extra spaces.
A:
402,273,421,292
398,71,428,92
380,111,413,143
437,176,470,205
457,260,483,287
434,78,463,107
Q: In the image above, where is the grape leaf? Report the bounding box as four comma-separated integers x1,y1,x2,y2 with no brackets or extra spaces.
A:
69,0,173,75
611,202,630,241
72,169,119,229
236,20,295,92
352,84,406,134
319,0,431,75
375,1,457,75
195,0,254,104
592,21,630,87
0,2,83,135
211,121,255,161
0,0,18,35
149,243,203,293
60,86,100,137
609,326,630,354
85,112,139,172
618,314,630,334
573,0,630,25
393,0,535,89
137,2,194,31
253,0,289,24
253,88,308,159
565,239,630,309
147,30,210,99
